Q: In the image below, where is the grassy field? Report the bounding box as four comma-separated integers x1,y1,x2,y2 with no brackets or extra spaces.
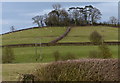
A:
1,27,66,45
1,26,118,45
59,26,118,42
1,26,118,81
2,63,47,81
2,45,118,63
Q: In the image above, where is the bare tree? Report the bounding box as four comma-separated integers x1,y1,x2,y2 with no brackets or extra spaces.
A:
32,15,44,28
109,16,118,25
68,7,81,25
10,26,15,32
52,3,61,10
91,7,102,24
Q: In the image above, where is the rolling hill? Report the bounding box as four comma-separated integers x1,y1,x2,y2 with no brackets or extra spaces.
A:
1,26,118,45
59,26,118,42
1,26,118,63
1,27,67,45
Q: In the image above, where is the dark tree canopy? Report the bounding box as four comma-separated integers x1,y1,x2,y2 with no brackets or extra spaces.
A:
32,4,102,27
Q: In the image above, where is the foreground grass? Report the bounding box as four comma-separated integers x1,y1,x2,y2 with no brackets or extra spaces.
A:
2,63,47,81
1,27,66,45
59,26,118,42
2,45,118,63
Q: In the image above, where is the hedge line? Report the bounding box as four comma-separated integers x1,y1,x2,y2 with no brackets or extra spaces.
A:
1,42,120,47
33,59,119,81
49,27,72,43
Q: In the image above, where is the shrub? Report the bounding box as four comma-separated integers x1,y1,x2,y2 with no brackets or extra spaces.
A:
89,30,103,44
2,47,15,63
61,53,76,61
33,59,119,81
98,43,112,59
53,51,60,61
89,44,112,59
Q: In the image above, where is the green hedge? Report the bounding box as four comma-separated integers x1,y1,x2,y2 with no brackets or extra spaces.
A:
33,59,119,81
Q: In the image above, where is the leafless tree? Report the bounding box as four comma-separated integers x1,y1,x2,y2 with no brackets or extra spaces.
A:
10,26,15,32
91,7,102,24
32,15,44,27
109,16,118,25
52,3,61,10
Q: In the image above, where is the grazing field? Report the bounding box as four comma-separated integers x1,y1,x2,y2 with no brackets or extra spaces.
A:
1,27,66,45
1,26,118,81
59,26,118,42
2,63,47,81
1,26,118,45
2,45,118,63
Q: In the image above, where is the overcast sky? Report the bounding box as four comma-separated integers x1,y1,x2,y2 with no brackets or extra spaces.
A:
1,2,118,34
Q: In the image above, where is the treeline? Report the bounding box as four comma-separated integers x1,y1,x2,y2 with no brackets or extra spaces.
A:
32,3,119,27
32,4,102,27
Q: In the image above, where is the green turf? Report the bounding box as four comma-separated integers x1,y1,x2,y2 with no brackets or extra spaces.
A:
1,27,67,45
2,45,117,63
2,63,47,81
1,26,119,81
1,26,118,45
59,26,118,42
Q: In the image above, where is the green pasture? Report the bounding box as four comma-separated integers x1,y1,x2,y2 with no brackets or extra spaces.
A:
59,26,118,42
1,26,118,45
1,26,119,81
2,63,46,81
1,27,66,45
2,45,118,63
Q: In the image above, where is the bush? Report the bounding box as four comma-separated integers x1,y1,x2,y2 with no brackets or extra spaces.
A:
2,47,15,63
61,53,76,61
53,51,60,61
33,59,119,81
89,30,103,44
98,43,112,59
89,44,112,59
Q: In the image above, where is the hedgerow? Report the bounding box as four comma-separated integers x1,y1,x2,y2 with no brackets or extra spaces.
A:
33,59,119,81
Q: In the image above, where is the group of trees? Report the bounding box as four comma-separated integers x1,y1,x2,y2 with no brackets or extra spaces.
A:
9,4,119,32
32,4,102,27
98,16,119,27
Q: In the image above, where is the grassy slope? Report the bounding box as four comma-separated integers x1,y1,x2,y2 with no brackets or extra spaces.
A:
5,45,117,63
1,26,118,81
1,26,118,45
1,26,118,63
59,26,118,42
1,27,66,45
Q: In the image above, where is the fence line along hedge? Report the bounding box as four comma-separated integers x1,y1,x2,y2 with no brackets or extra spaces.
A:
33,59,119,81
49,27,72,43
